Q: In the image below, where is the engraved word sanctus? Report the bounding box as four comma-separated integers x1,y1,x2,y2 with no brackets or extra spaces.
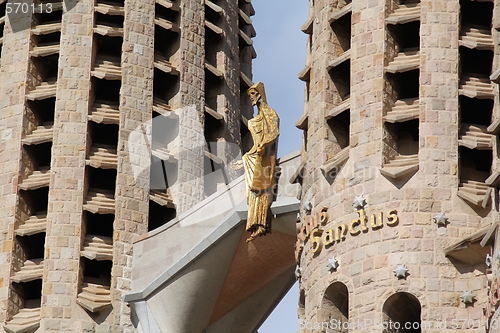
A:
300,209,399,254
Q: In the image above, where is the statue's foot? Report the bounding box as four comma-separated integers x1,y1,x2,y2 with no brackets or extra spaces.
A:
256,226,267,237
246,226,267,242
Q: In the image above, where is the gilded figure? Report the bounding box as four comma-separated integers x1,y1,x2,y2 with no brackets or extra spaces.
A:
242,82,279,242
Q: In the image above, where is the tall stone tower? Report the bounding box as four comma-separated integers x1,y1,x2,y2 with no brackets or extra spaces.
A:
296,0,500,331
0,0,256,331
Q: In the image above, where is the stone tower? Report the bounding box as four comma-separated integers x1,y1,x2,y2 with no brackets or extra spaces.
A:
296,0,500,331
0,0,257,331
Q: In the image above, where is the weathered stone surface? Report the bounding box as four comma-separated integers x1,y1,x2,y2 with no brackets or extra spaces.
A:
0,0,254,331
296,0,497,331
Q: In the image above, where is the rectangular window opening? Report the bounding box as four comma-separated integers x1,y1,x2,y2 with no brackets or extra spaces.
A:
205,113,222,146
95,12,124,28
240,121,252,155
155,2,179,23
33,31,61,47
23,142,52,170
97,0,124,6
327,109,350,150
203,156,225,197
12,280,42,309
92,77,121,104
460,96,493,126
154,26,180,61
386,69,419,102
330,13,351,56
385,119,420,156
238,16,247,32
26,98,56,125
84,212,114,238
81,258,112,286
15,233,46,261
33,9,62,26
387,20,420,53
460,0,493,28
206,28,221,66
19,187,49,216
240,86,253,119
152,112,178,149
328,59,351,101
94,34,123,59
0,1,6,18
148,200,176,231
30,53,59,82
205,71,222,111
150,157,178,190
88,121,119,147
87,166,117,192
206,3,222,25
460,47,493,76
153,68,180,106
459,147,492,183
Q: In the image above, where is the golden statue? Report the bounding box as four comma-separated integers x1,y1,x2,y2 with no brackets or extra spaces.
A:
243,82,279,242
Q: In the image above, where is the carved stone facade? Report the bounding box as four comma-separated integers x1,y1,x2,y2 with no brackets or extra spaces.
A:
0,0,256,331
297,0,500,332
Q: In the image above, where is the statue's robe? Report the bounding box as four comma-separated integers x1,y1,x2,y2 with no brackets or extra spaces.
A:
242,102,279,238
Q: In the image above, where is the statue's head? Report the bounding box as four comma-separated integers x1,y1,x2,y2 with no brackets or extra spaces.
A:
248,82,267,106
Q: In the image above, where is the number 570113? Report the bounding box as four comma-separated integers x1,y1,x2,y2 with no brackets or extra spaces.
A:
6,3,53,14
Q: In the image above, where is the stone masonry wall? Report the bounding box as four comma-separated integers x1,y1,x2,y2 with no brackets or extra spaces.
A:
40,0,92,331
0,5,31,325
298,0,496,332
114,0,154,330
0,0,254,331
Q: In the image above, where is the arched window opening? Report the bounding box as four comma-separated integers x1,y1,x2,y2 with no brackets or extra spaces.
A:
383,292,421,333
318,282,349,332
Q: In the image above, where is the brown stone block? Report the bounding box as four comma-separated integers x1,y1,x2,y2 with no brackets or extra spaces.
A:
399,226,411,238
352,11,361,24
419,200,441,212
425,136,439,148
374,255,387,269
391,240,406,253
1,240,12,253
440,293,460,307
414,213,432,225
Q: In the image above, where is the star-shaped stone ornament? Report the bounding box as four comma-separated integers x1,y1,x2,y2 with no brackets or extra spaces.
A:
295,266,302,280
433,212,448,227
304,200,312,215
393,264,409,279
460,291,475,304
327,257,340,272
352,195,366,210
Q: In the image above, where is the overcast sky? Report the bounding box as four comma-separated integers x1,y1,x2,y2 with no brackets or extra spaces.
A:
250,0,309,332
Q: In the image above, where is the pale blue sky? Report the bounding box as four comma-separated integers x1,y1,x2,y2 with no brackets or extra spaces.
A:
251,1,309,332
252,0,308,157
